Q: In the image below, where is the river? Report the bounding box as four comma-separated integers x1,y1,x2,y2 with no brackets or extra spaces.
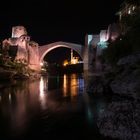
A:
0,73,115,140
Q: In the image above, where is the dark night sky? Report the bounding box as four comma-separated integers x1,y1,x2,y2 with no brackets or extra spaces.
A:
0,0,124,46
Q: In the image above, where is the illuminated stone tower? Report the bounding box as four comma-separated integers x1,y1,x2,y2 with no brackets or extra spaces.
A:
11,26,27,38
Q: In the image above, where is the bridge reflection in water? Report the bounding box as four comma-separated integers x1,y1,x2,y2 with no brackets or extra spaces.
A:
0,73,110,140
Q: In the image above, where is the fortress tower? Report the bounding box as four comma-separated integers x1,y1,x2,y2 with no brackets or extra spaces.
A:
11,26,27,38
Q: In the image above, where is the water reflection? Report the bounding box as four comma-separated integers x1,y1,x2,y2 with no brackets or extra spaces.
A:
0,73,86,139
39,77,47,110
63,74,78,98
48,75,62,90
63,74,67,97
1,73,127,140
70,74,78,98
63,74,84,99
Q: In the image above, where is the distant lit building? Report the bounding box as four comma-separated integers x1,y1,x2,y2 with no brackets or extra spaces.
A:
116,2,138,21
70,49,79,64
116,1,139,34
63,49,81,66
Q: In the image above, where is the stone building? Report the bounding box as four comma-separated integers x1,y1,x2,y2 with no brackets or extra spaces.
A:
2,26,40,71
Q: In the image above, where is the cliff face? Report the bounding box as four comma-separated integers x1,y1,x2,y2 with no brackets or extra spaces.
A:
86,53,140,140
87,53,140,99
109,53,140,99
97,99,140,140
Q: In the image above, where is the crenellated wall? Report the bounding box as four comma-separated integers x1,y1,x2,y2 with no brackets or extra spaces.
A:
12,26,27,38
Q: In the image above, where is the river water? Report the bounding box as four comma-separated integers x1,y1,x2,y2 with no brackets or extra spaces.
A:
0,73,114,140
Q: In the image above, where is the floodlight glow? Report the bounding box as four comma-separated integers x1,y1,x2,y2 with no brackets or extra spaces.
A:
88,35,93,45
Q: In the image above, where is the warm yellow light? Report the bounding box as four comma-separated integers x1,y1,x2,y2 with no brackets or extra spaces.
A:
71,59,76,64
71,57,79,64
63,60,69,66
70,74,78,99
63,74,67,97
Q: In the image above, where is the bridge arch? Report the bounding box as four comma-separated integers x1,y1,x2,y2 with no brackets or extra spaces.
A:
39,41,83,63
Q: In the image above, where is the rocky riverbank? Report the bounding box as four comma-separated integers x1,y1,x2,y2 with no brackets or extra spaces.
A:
0,67,41,89
86,53,140,140
97,98,140,140
87,53,140,99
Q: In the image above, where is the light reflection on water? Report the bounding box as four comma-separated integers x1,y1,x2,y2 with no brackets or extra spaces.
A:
63,74,67,97
63,74,85,98
0,73,110,140
39,77,47,110
0,74,86,138
70,74,78,98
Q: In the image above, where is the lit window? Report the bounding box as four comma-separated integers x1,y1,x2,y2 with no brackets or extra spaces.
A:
128,9,131,14
132,6,135,11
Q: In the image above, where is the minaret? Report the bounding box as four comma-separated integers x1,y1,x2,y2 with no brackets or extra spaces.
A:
71,49,73,64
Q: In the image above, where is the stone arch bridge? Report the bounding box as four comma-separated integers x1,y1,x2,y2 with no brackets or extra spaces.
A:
38,41,90,72
7,26,110,73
